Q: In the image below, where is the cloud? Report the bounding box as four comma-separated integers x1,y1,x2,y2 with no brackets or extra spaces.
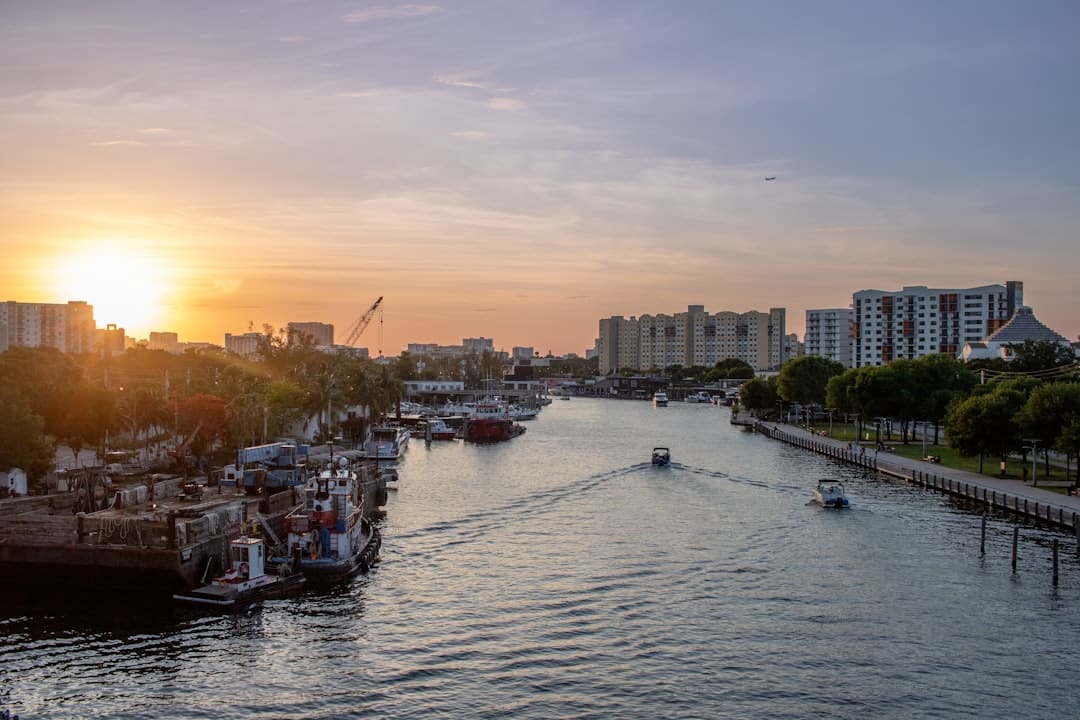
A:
487,98,526,112
451,131,489,141
279,35,306,43
90,140,144,146
472,307,497,312
139,128,171,135
343,5,440,23
435,73,487,89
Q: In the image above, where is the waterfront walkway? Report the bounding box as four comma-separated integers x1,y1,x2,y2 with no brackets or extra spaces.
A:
742,414,1080,533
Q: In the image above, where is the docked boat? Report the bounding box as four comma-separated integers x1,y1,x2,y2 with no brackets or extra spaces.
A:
173,536,304,608
411,418,458,441
653,391,669,407
813,480,850,508
509,405,538,421
685,392,712,403
651,447,671,466
463,399,527,443
273,459,381,582
363,425,410,461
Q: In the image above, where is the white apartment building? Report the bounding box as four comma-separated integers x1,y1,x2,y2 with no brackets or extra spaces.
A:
0,300,96,353
853,281,1023,367
804,308,854,368
598,306,786,374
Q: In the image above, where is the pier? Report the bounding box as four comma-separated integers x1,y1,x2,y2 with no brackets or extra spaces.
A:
751,419,1080,533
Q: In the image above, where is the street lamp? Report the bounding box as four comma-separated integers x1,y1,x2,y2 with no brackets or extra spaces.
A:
826,408,834,437
1023,438,1039,486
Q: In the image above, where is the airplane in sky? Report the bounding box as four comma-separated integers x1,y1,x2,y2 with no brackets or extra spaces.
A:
764,176,777,181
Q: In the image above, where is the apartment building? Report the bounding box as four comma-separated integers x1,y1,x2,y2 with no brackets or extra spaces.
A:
0,300,96,353
598,306,786,374
804,308,854,368
224,331,263,358
287,321,334,346
853,281,1022,367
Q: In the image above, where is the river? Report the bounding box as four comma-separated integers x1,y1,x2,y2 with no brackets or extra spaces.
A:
3,398,1080,719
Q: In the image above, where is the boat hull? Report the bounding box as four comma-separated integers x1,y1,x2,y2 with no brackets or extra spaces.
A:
463,419,526,443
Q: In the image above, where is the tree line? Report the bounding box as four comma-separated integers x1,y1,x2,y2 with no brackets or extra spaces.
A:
737,342,1080,477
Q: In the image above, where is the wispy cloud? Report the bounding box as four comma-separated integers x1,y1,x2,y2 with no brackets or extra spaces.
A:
487,98,525,112
435,73,486,89
451,131,489,141
91,140,144,146
343,5,440,23
278,35,306,43
139,128,171,135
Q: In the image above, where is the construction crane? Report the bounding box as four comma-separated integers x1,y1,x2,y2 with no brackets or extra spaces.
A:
343,296,383,349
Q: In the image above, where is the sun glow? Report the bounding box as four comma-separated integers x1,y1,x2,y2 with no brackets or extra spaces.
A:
50,242,172,335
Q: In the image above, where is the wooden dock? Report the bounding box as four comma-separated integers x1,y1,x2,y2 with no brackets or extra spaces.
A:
755,422,1080,533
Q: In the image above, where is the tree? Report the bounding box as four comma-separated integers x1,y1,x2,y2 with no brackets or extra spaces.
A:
175,393,228,468
777,356,844,407
52,382,115,466
740,377,776,419
0,386,54,482
1002,340,1077,373
1016,381,1080,482
946,389,1026,474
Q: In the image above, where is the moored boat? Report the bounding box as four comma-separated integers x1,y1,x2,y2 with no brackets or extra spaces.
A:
410,418,458,441
813,480,850,508
363,425,410,461
272,459,381,582
173,536,304,608
685,392,712,403
463,399,527,443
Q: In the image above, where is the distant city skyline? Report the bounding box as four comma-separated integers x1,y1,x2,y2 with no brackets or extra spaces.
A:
3,2,1078,355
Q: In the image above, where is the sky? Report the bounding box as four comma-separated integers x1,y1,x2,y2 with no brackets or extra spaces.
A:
3,1,1079,356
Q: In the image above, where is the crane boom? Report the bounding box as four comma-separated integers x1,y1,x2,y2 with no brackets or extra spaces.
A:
344,296,383,347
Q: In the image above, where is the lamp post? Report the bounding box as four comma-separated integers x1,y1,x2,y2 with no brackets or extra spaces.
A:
921,420,927,459
826,408,834,438
1023,438,1039,486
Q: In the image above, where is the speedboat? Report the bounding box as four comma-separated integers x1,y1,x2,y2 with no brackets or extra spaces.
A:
652,447,671,466
813,481,850,508
653,392,669,407
685,392,712,403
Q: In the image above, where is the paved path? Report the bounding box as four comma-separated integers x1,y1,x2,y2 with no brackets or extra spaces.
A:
752,418,1080,531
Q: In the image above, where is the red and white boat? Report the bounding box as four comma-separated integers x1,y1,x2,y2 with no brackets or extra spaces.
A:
173,536,304,608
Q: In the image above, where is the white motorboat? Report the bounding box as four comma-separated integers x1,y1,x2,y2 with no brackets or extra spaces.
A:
653,392,669,407
813,480,850,508
685,392,712,403
363,425,410,461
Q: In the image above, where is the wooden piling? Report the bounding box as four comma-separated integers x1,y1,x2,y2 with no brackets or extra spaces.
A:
1053,540,1059,587
1012,526,1019,573
980,515,986,556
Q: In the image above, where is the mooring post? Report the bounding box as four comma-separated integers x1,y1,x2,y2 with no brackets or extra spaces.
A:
1075,517,1080,559
980,515,987,556
1053,540,1059,587
1012,526,1019,573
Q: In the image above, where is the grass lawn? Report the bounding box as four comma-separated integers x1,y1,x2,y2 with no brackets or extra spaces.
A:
807,422,1076,490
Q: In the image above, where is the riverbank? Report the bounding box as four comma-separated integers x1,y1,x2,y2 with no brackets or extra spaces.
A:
751,418,1080,533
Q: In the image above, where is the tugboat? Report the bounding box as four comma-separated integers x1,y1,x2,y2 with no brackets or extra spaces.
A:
273,458,381,583
173,536,304,608
463,399,526,443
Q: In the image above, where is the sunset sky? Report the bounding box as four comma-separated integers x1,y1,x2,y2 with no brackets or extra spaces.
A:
3,1,1078,356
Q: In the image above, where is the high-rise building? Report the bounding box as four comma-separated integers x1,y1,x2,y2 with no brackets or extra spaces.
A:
853,281,1022,367
148,331,180,353
598,306,786,374
287,321,334,346
224,332,263,358
805,308,854,368
0,300,96,353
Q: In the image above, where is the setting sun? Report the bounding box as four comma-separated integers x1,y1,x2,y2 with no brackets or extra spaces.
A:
49,241,172,335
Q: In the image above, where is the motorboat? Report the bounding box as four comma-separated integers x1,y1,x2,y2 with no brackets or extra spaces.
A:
685,392,712,403
813,480,850,508
173,536,304,608
651,447,671,466
363,425,410,461
509,405,539,421
273,458,381,582
410,418,458,441
653,392,669,407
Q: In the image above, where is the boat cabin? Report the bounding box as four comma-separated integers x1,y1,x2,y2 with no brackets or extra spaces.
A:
227,536,266,580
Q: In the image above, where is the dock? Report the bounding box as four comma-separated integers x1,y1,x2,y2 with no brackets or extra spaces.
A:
0,464,387,596
754,421,1080,533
